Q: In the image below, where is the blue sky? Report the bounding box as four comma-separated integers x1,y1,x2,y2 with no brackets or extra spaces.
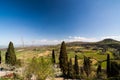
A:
0,0,120,46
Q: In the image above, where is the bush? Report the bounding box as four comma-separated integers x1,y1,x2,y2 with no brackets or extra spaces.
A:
25,57,54,80
15,59,22,67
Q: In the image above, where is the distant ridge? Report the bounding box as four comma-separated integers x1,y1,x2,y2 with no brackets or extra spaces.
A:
97,38,120,44
66,38,120,46
1,38,120,49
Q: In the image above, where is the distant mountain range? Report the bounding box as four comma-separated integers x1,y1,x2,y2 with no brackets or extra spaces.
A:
67,38,120,45
97,38,120,44
1,38,120,49
66,38,120,49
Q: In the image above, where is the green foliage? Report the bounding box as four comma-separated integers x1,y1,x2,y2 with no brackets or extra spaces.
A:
13,73,24,80
83,56,91,77
106,54,111,78
59,41,68,76
74,55,80,79
110,61,119,77
68,51,112,61
97,63,102,78
101,61,106,69
52,49,55,64
97,64,102,74
67,58,74,79
5,42,17,65
108,77,120,80
113,49,120,59
25,57,54,80
0,78,13,80
1,40,120,80
16,59,22,67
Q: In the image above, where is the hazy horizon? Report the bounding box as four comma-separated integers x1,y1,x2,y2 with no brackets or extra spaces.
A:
1,0,120,46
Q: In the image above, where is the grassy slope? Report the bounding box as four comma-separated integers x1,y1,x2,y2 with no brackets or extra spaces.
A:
0,45,117,69
1,47,52,65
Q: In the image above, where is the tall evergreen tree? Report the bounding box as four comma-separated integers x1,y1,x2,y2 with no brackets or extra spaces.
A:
5,42,16,65
80,67,84,75
83,56,91,77
106,54,111,78
110,61,119,77
67,58,74,79
52,49,55,64
0,51,1,64
97,63,102,76
74,55,80,78
59,41,68,76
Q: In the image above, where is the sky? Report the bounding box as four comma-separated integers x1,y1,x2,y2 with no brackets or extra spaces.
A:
0,0,120,46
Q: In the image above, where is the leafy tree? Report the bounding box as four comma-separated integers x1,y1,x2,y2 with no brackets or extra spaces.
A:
5,42,16,65
106,54,111,78
74,55,80,78
59,41,68,76
0,51,1,64
113,49,120,59
67,58,74,79
52,49,55,64
83,56,91,77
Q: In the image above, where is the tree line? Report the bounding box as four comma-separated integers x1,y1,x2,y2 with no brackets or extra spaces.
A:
52,41,120,79
0,41,119,79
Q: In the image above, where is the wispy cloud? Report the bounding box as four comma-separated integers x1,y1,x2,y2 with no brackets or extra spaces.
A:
67,36,98,42
27,36,98,45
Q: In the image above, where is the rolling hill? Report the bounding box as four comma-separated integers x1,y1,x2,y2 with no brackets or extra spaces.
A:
66,38,120,49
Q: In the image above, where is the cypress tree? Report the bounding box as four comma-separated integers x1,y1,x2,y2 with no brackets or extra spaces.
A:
52,49,55,64
67,58,74,79
0,51,1,64
80,67,84,75
5,42,16,65
106,54,110,78
74,55,80,78
110,61,119,77
59,41,68,77
83,56,91,77
97,63,102,76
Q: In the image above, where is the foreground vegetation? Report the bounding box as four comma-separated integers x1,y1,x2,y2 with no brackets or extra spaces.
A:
0,39,120,80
